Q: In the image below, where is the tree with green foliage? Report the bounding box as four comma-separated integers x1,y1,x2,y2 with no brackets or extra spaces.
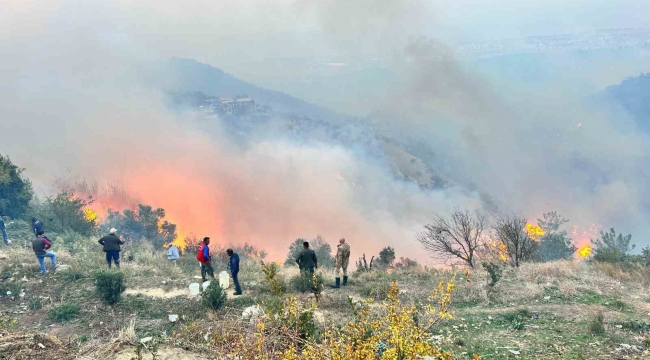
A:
591,228,634,263
377,246,396,268
32,192,97,236
537,212,577,261
284,235,334,268
0,155,33,219
102,204,176,248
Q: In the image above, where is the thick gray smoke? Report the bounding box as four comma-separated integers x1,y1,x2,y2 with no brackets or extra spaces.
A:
1,0,649,261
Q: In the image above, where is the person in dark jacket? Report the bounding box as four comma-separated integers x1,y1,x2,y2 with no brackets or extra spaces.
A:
98,228,125,268
31,218,44,236
295,241,318,274
197,237,214,282
33,230,57,274
0,215,10,245
226,249,242,295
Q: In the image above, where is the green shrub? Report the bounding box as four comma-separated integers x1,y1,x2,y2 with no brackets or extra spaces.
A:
260,260,287,296
589,313,606,335
482,262,503,295
61,268,86,282
358,280,392,301
290,272,324,293
230,296,256,309
201,281,227,311
29,297,43,310
0,282,22,297
94,270,126,305
48,302,79,322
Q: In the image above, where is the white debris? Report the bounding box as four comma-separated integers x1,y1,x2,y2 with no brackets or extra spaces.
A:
168,314,179,322
543,296,551,300
140,337,153,344
508,350,521,355
242,305,264,322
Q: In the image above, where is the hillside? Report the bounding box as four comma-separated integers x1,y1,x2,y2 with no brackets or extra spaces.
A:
603,73,650,130
0,231,648,359
149,58,340,120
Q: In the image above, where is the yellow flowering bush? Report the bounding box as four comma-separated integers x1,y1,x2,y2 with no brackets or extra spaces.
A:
208,276,468,359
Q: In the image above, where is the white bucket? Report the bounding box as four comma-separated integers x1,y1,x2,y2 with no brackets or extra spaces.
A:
219,271,230,289
202,281,211,291
188,283,200,296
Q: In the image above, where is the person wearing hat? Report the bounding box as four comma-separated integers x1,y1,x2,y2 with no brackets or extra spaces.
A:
98,228,125,268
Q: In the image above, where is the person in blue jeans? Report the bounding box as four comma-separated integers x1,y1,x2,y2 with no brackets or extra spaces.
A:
0,215,10,245
32,231,57,274
226,249,242,295
98,228,124,268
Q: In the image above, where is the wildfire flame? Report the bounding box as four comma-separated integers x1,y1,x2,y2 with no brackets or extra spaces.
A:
84,208,98,223
577,246,592,258
525,223,545,241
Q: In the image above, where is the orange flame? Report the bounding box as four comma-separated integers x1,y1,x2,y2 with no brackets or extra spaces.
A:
525,223,545,241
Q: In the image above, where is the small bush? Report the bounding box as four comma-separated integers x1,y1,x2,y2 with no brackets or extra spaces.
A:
94,270,126,305
589,313,606,335
29,297,43,310
290,272,324,294
201,281,227,311
263,296,285,316
48,302,80,322
260,260,287,296
61,268,86,282
230,296,256,309
482,262,503,288
0,282,22,297
503,309,531,331
358,280,392,301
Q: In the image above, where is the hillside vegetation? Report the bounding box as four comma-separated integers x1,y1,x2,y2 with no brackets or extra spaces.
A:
0,233,649,359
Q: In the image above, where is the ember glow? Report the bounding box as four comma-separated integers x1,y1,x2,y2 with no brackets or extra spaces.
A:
525,223,545,241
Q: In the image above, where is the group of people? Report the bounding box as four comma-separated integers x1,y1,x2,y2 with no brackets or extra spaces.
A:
15,217,351,295
294,238,351,288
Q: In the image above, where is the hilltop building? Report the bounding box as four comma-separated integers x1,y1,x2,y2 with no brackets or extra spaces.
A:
217,96,256,116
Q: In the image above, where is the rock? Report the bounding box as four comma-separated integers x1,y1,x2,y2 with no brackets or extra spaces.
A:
140,337,153,344
543,296,551,300
508,350,521,355
37,343,45,349
168,314,179,322
6,291,11,296
242,305,263,322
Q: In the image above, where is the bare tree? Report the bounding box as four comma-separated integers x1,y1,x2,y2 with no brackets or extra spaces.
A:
417,209,486,268
494,214,538,267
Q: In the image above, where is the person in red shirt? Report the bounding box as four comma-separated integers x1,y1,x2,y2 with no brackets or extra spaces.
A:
32,231,57,275
196,237,215,282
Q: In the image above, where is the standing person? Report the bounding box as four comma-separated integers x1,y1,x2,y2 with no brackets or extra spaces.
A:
31,218,44,236
166,242,180,262
196,237,214,282
32,231,57,275
226,249,242,296
98,228,124,268
295,241,318,274
0,215,10,245
331,238,351,288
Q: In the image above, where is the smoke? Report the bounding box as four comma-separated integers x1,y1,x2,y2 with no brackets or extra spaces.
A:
2,0,650,262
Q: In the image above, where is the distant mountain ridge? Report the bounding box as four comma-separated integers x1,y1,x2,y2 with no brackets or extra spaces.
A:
603,73,650,130
150,57,340,120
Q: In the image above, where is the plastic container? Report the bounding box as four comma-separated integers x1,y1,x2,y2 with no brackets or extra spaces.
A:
202,281,211,291
219,271,230,289
188,283,200,296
